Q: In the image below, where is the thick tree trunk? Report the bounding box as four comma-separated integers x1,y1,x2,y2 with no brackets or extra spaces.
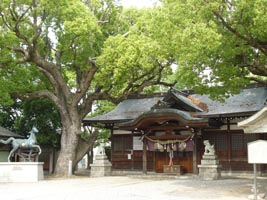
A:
54,124,80,176
53,115,98,176
74,131,98,168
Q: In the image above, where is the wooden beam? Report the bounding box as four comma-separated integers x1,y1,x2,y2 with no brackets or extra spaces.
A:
145,126,188,132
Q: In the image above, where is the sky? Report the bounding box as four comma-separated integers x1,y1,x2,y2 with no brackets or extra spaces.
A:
120,0,159,8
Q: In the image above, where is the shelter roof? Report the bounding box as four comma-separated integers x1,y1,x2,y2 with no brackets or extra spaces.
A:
238,106,267,134
0,126,23,138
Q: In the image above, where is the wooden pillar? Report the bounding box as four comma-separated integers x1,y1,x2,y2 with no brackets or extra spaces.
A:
142,137,147,174
131,131,134,171
111,128,114,163
193,135,198,174
227,119,232,172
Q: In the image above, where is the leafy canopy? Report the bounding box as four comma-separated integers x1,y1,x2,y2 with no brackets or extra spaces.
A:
160,0,267,99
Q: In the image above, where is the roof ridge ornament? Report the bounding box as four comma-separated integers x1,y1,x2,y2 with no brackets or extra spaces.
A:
151,100,170,110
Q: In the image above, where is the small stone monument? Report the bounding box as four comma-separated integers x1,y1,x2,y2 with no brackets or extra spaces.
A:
198,140,221,180
90,142,112,177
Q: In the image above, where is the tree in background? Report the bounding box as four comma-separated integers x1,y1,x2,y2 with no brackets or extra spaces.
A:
0,0,173,176
160,0,267,99
123,0,267,99
0,101,21,132
0,99,61,148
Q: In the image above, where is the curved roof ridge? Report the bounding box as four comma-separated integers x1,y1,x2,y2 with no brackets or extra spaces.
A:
119,108,208,129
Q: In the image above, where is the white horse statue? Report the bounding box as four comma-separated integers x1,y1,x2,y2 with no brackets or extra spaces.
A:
0,126,42,162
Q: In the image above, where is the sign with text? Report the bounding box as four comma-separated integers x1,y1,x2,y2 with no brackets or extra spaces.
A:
248,140,267,164
133,136,143,150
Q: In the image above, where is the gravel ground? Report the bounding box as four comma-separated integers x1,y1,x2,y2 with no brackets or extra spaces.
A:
0,175,266,200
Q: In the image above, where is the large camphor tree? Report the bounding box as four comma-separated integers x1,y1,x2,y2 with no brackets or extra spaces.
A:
0,0,173,176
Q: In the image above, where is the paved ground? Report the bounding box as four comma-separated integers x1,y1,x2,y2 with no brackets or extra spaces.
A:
0,174,266,200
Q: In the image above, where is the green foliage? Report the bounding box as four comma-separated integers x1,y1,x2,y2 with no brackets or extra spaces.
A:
91,100,115,117
17,99,61,148
95,32,172,97
0,0,114,91
85,100,115,144
0,99,61,148
159,0,267,99
0,101,21,132
2,0,266,104
0,64,51,105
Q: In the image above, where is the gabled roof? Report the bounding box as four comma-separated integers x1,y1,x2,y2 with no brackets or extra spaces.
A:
0,126,23,138
164,89,204,112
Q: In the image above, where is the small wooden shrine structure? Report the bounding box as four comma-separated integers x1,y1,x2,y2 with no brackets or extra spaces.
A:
83,85,267,174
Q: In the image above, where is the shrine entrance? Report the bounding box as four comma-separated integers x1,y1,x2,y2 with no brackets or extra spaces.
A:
119,108,208,174
154,151,193,173
145,132,195,174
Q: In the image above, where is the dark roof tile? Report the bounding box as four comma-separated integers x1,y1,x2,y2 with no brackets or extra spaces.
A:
0,126,23,138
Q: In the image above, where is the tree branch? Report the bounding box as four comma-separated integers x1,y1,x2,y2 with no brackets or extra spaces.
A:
212,10,267,55
74,130,99,167
12,89,59,106
31,51,71,100
246,76,267,85
73,60,98,107
6,46,30,62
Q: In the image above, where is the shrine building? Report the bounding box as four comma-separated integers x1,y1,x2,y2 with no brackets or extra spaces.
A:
83,84,267,175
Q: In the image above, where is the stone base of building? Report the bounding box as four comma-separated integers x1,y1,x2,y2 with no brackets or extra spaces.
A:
90,154,112,177
0,162,44,182
198,155,221,180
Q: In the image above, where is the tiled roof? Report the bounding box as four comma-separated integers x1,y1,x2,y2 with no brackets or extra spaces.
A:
83,86,267,124
194,87,267,117
0,126,23,138
83,97,164,124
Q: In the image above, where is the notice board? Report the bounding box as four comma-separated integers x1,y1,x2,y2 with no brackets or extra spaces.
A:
248,140,267,164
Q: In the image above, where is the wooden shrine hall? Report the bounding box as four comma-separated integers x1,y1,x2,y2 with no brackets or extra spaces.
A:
83,85,267,175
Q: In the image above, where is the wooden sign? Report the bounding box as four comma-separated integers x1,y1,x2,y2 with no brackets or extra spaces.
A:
248,140,267,164
133,137,143,150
